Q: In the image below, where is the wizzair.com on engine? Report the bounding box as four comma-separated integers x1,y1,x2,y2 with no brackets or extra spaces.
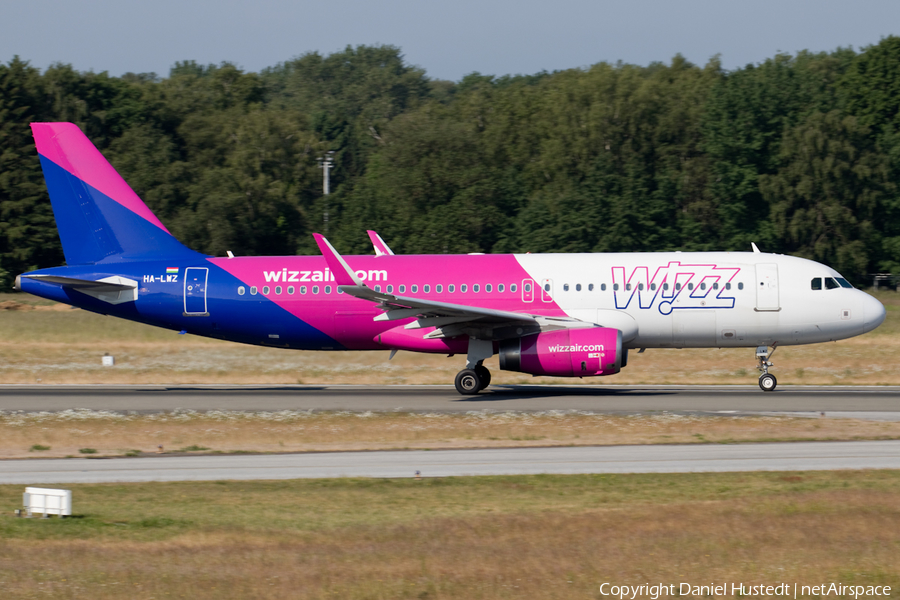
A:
16,123,886,394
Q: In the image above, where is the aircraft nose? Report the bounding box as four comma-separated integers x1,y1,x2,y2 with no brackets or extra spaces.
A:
862,293,886,333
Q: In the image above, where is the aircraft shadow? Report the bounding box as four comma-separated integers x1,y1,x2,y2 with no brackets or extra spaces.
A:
457,385,676,402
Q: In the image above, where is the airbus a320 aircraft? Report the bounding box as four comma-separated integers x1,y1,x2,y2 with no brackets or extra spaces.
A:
15,123,887,394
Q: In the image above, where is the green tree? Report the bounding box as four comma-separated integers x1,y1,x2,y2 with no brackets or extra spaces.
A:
760,111,889,278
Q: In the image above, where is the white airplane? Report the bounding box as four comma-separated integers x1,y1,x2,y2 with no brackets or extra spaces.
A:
16,123,887,394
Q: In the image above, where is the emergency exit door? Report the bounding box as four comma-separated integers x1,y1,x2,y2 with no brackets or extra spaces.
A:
184,267,209,316
755,263,780,311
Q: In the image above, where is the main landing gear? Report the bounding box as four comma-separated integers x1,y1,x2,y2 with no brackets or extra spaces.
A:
455,365,492,395
454,338,493,395
756,344,778,392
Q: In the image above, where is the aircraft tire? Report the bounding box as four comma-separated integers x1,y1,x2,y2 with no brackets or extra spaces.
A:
474,365,491,390
759,373,777,392
455,369,482,395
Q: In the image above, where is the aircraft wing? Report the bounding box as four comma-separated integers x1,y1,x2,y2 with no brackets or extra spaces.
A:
313,233,588,340
366,230,395,256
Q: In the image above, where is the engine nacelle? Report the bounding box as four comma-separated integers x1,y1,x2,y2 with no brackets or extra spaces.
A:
498,327,624,377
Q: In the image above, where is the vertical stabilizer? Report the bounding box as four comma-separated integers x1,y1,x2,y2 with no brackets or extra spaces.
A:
31,123,203,265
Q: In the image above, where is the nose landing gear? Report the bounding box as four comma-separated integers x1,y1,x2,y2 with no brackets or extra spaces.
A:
756,344,778,391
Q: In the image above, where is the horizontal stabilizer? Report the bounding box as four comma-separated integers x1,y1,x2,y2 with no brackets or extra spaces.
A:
23,274,138,304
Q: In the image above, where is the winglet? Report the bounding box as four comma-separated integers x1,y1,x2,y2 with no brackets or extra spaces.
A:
312,233,364,286
367,230,395,256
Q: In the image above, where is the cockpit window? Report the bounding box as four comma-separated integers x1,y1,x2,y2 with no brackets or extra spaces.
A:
811,278,822,290
835,277,853,289
825,277,840,290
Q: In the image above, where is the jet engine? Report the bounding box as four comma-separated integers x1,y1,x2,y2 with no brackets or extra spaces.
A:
498,327,624,377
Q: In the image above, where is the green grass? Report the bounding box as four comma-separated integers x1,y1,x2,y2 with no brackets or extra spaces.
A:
1,472,898,599
178,445,211,452
1,470,898,542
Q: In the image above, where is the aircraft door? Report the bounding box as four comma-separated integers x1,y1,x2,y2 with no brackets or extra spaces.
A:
521,279,535,303
755,263,780,311
184,267,209,316
541,279,553,302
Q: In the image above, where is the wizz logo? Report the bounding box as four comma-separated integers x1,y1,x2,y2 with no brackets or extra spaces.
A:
612,262,740,315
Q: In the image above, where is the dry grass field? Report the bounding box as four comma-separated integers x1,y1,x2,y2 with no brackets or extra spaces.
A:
0,471,898,599
3,409,900,459
1,289,899,386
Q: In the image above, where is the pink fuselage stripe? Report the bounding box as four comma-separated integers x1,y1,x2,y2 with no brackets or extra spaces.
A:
31,123,170,234
209,254,565,349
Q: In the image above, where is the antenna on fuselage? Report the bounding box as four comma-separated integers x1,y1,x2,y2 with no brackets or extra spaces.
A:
751,242,761,253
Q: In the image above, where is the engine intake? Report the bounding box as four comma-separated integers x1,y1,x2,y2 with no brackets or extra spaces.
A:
499,327,624,377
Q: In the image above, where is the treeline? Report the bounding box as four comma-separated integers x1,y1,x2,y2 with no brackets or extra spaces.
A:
1,39,900,289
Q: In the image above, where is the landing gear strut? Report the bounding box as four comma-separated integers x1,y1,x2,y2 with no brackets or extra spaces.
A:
756,344,777,392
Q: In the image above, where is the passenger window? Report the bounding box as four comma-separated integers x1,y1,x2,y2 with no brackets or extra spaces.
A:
250,286,258,295
337,288,343,294
650,283,656,291
638,283,644,291
436,284,442,293
725,283,731,290
613,284,619,291
688,283,694,291
238,286,245,296
412,285,418,293
300,286,306,294
387,285,393,293
825,277,839,290
511,284,517,293
325,285,331,294
626,283,631,291
423,284,430,293
486,284,492,293
498,284,504,293
461,284,467,292
473,284,480,292
713,282,718,290
675,283,681,291
663,283,669,291
599,283,605,291
700,283,706,290
287,286,294,295
563,284,570,292
835,277,852,289
738,282,744,290
523,283,530,292
263,286,270,295
449,284,455,293
399,285,406,293
576,284,582,292
544,283,550,292
375,285,381,292
811,278,822,290
312,286,319,294
588,283,594,291
275,286,282,295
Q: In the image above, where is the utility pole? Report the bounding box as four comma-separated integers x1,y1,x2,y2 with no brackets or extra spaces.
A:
317,151,335,233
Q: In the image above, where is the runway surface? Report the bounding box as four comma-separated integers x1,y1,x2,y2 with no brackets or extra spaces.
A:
2,440,899,484
1,384,899,417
